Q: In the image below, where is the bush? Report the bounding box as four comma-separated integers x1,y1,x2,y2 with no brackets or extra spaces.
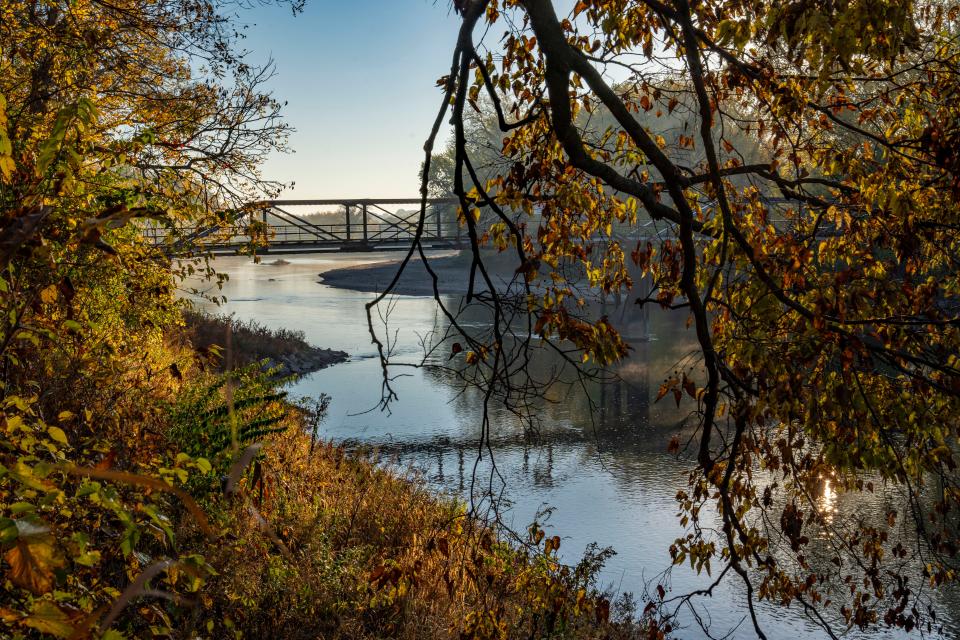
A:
182,309,315,372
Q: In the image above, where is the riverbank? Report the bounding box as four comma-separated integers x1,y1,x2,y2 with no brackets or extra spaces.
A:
168,304,637,637
183,309,348,376
318,251,527,296
195,411,636,639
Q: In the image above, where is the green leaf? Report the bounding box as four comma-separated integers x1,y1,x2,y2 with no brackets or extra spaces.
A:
62,319,83,333
73,550,101,567
0,518,17,544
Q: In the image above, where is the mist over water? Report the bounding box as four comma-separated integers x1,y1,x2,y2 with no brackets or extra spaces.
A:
186,252,960,639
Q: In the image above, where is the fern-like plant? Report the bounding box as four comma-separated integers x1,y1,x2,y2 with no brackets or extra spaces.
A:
168,361,291,473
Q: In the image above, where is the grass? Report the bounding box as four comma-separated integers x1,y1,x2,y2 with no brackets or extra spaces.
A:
187,407,647,639
182,309,329,372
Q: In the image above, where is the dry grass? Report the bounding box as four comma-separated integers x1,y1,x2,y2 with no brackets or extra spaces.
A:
182,309,327,372
166,313,648,638
192,421,647,639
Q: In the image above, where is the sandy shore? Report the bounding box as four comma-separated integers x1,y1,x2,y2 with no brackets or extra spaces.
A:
318,252,526,297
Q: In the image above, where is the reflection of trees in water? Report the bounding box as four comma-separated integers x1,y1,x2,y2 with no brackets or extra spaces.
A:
362,285,960,635
741,466,960,635
420,298,699,427
366,300,707,501
398,300,679,478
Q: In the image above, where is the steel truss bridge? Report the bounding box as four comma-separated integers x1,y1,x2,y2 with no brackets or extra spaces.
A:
142,196,810,256
144,198,462,255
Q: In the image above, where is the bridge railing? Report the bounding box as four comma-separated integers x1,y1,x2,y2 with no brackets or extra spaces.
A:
142,195,814,255
142,198,462,253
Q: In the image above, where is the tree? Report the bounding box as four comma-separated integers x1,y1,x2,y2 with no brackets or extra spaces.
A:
371,0,960,636
0,0,297,634
0,0,297,396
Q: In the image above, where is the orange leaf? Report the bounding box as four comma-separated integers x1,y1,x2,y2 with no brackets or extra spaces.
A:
5,527,64,595
655,384,670,403
667,436,681,454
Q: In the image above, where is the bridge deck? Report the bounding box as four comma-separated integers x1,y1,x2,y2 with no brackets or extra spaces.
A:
144,198,463,255
143,196,815,255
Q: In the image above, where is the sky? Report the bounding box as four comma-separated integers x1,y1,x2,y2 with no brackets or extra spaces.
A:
240,1,462,199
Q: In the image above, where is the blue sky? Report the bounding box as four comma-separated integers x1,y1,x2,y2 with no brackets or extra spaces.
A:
240,1,462,199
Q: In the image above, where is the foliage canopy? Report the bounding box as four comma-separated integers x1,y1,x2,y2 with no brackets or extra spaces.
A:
371,0,960,636
0,0,297,634
0,0,634,637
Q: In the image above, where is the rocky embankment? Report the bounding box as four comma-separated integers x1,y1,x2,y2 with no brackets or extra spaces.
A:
267,345,347,377
183,309,347,378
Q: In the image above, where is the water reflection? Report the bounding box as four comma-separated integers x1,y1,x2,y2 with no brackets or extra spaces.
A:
185,253,959,639
819,477,837,525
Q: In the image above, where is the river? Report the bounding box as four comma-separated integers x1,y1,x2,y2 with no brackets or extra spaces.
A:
185,252,960,639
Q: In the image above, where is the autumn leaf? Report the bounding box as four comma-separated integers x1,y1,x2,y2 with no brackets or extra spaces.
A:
39,285,59,305
0,94,14,180
22,600,75,638
656,377,680,404
4,521,65,595
681,374,697,399
47,426,69,446
667,436,681,454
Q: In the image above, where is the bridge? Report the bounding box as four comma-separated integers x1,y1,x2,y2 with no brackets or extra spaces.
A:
144,198,462,255
143,195,813,256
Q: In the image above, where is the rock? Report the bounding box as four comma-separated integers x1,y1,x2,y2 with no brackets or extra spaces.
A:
262,347,348,379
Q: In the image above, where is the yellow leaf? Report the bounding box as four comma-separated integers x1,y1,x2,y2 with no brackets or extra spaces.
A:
0,157,13,181
47,426,69,446
22,600,74,638
39,285,58,305
10,461,57,492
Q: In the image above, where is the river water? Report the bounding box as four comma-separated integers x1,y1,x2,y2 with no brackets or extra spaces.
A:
186,252,960,639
